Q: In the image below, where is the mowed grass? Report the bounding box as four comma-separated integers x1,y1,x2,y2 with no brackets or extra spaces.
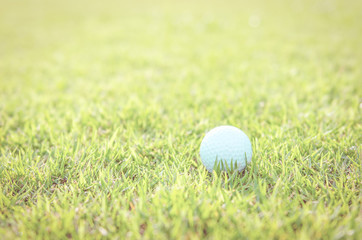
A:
0,0,361,239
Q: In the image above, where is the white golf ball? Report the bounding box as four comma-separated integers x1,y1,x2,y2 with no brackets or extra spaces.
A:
199,125,252,172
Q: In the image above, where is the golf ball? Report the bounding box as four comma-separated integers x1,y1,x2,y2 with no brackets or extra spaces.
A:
200,125,252,172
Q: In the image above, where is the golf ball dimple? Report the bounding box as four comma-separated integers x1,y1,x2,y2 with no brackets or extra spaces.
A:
199,125,252,172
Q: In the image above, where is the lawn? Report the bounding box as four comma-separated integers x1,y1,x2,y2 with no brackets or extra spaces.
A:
0,0,361,239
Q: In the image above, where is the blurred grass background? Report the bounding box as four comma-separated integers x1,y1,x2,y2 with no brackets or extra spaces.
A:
0,0,361,239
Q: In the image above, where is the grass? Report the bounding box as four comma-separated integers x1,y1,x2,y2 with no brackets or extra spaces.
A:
0,0,361,239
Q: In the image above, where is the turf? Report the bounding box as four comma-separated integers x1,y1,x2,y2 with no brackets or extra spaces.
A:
0,0,361,239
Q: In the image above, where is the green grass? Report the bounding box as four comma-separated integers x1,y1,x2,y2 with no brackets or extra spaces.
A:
0,0,361,239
